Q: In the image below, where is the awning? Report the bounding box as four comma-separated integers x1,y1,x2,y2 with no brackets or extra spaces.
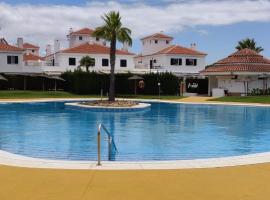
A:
0,74,7,81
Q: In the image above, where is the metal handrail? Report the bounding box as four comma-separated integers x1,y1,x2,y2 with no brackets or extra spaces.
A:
97,123,118,166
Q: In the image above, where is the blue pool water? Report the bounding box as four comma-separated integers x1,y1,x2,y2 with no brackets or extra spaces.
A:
0,101,270,161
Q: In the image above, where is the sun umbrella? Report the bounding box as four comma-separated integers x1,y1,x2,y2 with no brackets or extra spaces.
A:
0,74,8,81
128,75,144,95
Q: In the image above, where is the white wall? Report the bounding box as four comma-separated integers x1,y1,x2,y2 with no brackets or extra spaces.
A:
55,53,135,72
69,35,106,48
134,54,206,74
24,48,39,56
0,52,23,73
216,76,270,94
141,38,172,55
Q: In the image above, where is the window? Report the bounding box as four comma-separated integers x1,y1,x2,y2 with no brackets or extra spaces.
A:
166,40,169,44
32,50,35,53
69,57,76,66
155,40,158,44
7,56,18,64
186,59,197,66
120,59,127,67
79,36,83,40
170,58,182,66
96,37,100,41
102,59,109,67
153,59,157,63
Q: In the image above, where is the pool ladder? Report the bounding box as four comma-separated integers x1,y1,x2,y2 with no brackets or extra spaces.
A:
97,123,118,166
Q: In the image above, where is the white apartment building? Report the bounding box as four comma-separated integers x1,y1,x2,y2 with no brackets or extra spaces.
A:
45,27,136,73
134,32,207,76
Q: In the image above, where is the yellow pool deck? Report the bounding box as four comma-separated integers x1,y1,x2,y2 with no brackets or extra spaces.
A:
1,164,270,200
1,97,270,200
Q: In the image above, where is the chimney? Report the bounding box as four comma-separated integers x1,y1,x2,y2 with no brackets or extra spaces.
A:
69,27,73,34
54,39,60,53
17,37,23,48
190,43,197,50
46,44,52,56
122,42,129,52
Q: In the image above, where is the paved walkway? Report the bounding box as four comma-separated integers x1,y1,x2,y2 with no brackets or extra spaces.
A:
176,96,214,102
1,164,270,200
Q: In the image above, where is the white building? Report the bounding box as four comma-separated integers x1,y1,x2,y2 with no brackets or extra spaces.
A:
134,32,207,76
0,38,24,73
44,27,136,73
201,48,270,97
67,28,106,48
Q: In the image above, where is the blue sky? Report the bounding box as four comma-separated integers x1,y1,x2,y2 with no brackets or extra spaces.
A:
1,0,270,64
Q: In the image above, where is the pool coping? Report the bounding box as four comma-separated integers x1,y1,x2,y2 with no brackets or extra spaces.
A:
1,98,270,170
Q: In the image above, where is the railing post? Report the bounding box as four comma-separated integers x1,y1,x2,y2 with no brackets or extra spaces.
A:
108,136,111,160
97,127,101,166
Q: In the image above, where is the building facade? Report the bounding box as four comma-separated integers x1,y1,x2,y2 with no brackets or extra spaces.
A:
201,48,270,97
134,32,207,76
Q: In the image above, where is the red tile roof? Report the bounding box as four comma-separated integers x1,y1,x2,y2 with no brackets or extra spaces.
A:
141,33,173,40
23,53,44,61
134,45,207,58
154,45,207,56
70,28,94,36
201,48,270,73
0,43,23,52
60,42,135,55
23,43,39,49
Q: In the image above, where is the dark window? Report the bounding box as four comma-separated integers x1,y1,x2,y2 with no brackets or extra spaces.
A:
186,59,197,66
69,57,76,66
178,59,182,65
7,56,19,64
79,36,83,40
96,37,100,41
170,58,179,66
166,40,169,44
155,40,158,44
153,59,157,63
102,59,109,67
32,50,35,53
120,59,127,67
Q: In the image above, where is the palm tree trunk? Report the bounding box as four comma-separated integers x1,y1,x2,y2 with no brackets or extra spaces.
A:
109,36,116,101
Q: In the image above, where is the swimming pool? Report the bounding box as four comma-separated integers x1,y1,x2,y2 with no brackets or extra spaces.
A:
0,101,270,161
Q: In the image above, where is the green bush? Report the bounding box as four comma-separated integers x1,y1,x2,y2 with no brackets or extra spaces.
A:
250,88,270,96
61,70,180,95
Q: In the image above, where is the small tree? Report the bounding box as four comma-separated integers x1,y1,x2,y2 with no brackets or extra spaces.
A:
79,56,95,72
236,38,264,53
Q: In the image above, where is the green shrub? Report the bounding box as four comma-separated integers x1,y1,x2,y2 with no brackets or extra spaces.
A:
61,70,180,95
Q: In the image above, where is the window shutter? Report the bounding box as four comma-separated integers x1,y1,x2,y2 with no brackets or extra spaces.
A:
15,56,18,64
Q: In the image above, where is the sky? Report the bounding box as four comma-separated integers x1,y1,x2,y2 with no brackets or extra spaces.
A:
0,0,270,64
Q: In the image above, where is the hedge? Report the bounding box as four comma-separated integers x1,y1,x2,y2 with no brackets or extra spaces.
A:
61,70,180,95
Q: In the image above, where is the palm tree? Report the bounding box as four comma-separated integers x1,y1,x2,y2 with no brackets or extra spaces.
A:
79,56,95,72
93,11,132,101
236,38,264,53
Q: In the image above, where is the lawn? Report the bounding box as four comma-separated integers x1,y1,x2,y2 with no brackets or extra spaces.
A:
0,90,184,100
209,96,270,104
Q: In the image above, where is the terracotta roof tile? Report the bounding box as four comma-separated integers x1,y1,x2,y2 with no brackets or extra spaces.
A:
60,42,135,55
154,45,207,56
70,28,94,36
141,33,173,40
23,43,39,49
201,48,270,73
23,53,44,61
0,43,23,52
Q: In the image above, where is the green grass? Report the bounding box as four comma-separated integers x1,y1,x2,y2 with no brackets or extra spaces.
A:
0,90,184,100
209,96,270,104
0,91,99,99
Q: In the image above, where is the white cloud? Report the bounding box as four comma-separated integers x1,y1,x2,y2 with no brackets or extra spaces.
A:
0,0,270,51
